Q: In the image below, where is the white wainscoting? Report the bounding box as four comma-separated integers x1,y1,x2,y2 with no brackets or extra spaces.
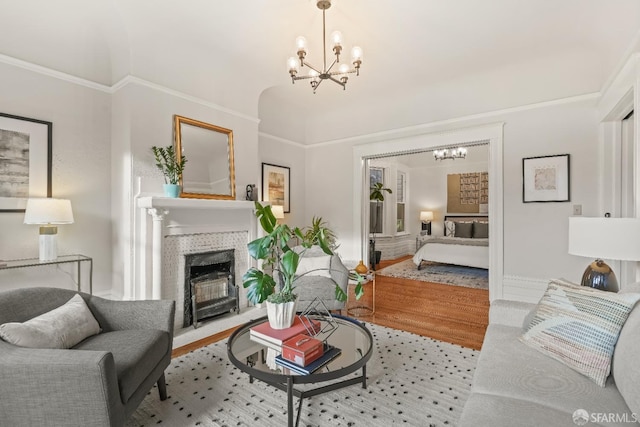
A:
501,275,549,303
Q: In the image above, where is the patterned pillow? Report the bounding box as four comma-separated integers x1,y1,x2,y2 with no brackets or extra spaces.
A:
520,279,640,386
444,221,456,237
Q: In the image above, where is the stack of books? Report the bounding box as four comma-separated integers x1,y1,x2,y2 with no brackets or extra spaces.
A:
249,316,321,351
275,342,342,375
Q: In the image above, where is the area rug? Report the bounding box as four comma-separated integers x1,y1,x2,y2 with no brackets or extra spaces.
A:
377,260,488,290
126,323,478,427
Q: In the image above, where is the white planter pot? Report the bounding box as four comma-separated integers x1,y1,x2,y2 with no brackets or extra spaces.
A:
266,300,297,330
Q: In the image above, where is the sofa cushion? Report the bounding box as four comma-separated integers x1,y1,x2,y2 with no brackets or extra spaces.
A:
296,254,331,278
520,279,640,386
0,294,101,349
472,324,633,419
612,283,640,416
73,329,169,404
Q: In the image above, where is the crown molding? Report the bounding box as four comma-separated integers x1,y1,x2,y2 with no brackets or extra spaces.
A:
258,132,306,148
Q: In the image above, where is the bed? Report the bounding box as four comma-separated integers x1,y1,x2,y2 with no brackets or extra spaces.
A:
413,216,489,269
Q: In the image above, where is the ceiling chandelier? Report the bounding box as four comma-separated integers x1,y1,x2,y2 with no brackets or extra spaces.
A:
433,147,467,161
287,0,363,94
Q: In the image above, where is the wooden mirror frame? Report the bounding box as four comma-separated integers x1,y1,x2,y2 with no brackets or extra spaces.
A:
174,115,236,200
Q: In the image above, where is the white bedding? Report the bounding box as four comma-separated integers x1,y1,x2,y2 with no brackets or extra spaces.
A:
412,237,489,269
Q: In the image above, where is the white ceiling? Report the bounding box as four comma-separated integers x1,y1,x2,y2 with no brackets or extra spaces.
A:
1,0,639,141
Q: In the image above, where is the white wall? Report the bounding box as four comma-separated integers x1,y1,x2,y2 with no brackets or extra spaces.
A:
0,62,113,295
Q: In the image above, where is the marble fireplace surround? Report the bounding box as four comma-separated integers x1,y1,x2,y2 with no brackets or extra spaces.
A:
136,197,258,330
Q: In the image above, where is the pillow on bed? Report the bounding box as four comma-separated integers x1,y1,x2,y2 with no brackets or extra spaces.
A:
454,222,473,238
473,222,489,238
444,221,456,237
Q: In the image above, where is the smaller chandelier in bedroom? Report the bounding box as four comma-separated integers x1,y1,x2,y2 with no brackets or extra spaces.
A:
286,0,363,94
433,147,467,161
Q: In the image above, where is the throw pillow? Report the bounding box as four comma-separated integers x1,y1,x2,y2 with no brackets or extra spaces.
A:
472,222,489,238
454,222,473,238
444,221,456,237
520,279,640,387
296,254,332,278
0,294,101,349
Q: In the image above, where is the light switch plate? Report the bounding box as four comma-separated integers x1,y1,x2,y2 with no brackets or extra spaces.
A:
573,205,582,215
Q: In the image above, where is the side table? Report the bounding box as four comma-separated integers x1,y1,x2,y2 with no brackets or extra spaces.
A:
347,272,375,317
0,254,93,294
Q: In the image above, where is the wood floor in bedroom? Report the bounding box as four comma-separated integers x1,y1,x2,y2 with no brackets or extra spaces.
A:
356,256,490,351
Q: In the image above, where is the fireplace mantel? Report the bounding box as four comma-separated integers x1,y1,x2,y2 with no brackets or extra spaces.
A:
137,196,255,211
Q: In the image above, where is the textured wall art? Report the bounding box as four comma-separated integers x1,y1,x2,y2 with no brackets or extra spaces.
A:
447,172,489,213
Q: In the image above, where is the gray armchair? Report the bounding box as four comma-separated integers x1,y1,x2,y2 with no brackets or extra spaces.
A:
292,246,350,311
0,287,175,427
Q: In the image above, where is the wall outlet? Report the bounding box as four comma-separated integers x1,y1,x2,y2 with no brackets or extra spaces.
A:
573,205,582,215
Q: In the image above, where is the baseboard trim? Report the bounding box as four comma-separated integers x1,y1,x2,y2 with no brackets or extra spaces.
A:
501,275,548,303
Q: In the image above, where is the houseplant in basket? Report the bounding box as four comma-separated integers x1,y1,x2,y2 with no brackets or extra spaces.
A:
242,202,364,329
152,145,187,198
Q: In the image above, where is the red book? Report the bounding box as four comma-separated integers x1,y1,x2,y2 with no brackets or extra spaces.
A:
282,334,324,366
249,316,321,347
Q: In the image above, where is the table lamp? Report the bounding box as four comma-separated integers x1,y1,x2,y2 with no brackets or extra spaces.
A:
568,217,640,292
24,198,74,261
420,211,434,235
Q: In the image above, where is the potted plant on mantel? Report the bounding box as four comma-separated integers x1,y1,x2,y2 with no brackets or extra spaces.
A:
242,202,364,329
152,145,187,198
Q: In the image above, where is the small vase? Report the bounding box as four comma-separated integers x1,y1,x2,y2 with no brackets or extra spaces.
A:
355,260,368,274
163,183,181,198
266,300,297,329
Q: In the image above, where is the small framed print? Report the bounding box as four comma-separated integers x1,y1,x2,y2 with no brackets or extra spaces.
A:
262,163,290,213
0,113,52,212
522,154,570,203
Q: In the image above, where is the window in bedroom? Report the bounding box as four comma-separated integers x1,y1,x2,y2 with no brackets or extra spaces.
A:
396,171,406,232
370,167,384,234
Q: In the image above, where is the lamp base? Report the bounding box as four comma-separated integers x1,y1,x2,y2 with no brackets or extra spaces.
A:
39,226,58,261
421,222,432,235
580,259,618,292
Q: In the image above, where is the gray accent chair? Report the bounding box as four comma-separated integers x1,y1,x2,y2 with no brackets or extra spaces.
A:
0,287,175,427
291,246,350,311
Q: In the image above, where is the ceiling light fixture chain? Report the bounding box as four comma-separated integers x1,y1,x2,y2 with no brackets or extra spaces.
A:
433,147,468,161
287,0,363,93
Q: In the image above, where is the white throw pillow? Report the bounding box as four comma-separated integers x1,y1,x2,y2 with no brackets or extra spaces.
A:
520,278,640,387
0,294,101,349
296,255,332,278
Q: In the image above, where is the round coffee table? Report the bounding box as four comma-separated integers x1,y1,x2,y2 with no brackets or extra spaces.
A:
227,314,373,427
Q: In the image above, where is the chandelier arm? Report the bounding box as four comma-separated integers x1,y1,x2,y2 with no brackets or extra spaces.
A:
325,58,338,73
302,61,323,75
322,8,327,73
328,68,357,76
327,75,346,87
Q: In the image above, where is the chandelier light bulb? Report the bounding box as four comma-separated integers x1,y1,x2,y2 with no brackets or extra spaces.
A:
338,63,349,75
295,36,308,51
351,46,363,61
287,57,298,72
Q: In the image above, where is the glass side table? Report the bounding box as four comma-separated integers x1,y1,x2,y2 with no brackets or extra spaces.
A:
0,254,93,294
347,272,375,317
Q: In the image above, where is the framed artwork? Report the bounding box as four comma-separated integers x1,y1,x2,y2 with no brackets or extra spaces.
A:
522,154,570,203
0,113,52,212
262,163,290,213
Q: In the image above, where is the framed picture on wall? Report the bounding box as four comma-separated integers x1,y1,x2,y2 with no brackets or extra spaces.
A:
262,163,290,213
522,154,570,203
0,113,52,212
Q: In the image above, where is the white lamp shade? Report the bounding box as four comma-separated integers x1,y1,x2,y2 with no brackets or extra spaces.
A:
24,198,74,225
420,211,434,222
271,205,285,219
568,217,640,261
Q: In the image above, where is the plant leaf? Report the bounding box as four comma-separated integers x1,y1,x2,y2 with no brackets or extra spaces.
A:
242,268,276,304
334,284,348,302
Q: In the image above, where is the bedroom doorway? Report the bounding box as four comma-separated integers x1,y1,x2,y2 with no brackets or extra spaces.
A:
352,123,504,301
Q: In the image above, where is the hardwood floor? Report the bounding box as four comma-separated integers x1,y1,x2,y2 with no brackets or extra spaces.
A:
172,256,490,356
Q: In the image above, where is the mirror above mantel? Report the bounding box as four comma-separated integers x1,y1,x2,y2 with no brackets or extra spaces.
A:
174,115,236,200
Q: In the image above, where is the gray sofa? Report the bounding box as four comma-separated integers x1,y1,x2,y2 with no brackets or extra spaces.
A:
0,287,175,427
459,294,640,427
291,245,350,311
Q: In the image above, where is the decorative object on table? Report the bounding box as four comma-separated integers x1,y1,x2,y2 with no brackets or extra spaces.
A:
245,184,258,201
249,315,321,347
281,334,324,366
275,344,342,375
286,0,363,94
23,198,74,261
354,260,368,275
568,216,640,292
262,163,290,212
0,112,52,212
522,154,570,202
369,181,392,270
151,145,187,198
174,115,235,200
420,210,433,235
242,202,361,329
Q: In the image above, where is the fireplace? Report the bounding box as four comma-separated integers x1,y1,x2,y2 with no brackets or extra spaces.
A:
183,249,239,328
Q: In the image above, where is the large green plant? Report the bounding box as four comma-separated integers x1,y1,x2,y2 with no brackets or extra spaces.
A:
151,145,187,185
303,216,338,251
242,202,363,305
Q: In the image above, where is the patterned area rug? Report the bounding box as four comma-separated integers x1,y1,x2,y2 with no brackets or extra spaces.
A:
377,260,489,290
127,323,477,427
